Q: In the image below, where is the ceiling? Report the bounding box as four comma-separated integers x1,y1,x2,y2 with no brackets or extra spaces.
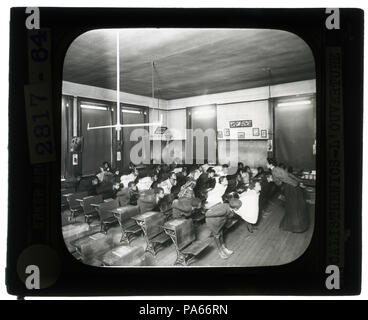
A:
63,29,315,100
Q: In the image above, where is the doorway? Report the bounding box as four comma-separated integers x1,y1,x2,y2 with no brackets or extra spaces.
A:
81,103,112,175
274,96,316,171
188,105,217,164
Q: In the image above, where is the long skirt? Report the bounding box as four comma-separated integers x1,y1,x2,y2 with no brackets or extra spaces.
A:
279,184,309,233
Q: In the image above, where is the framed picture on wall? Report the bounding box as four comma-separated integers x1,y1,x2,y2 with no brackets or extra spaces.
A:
253,128,260,136
217,130,223,138
237,132,245,139
261,130,267,138
224,128,230,137
229,120,252,128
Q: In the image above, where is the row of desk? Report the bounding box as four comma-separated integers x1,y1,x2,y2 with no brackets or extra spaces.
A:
69,194,213,266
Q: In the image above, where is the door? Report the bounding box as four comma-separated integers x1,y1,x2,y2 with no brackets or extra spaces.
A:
189,105,217,164
81,104,112,175
274,97,316,170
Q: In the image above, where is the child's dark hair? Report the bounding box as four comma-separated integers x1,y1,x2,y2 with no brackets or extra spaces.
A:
266,157,278,167
206,167,215,174
154,187,164,194
219,176,227,184
279,162,287,170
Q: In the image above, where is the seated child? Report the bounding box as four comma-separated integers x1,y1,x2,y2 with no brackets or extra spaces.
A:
205,198,242,259
205,176,228,209
237,181,262,233
137,187,165,214
177,179,196,199
127,181,139,206
171,197,202,219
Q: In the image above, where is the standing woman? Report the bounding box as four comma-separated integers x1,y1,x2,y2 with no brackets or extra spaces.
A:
266,158,309,233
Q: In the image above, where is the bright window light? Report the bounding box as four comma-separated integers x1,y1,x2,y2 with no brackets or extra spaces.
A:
194,109,216,118
80,104,108,111
277,100,312,107
121,109,141,114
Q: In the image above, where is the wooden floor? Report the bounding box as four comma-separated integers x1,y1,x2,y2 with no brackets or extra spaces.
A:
62,197,315,267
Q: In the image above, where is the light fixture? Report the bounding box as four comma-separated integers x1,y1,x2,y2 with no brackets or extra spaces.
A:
87,30,163,133
81,104,108,111
121,109,141,114
278,100,312,107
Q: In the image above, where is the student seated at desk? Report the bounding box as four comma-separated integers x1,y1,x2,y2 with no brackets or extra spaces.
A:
112,182,122,196
236,162,244,175
187,166,201,181
75,175,96,194
205,198,242,259
176,167,188,189
102,161,112,172
244,165,252,178
159,172,177,195
219,164,229,177
112,182,130,207
95,161,115,183
172,197,202,219
253,167,265,180
150,164,161,178
150,178,159,190
177,180,196,199
96,167,105,183
157,164,171,181
137,187,165,213
170,183,181,199
194,167,216,200
237,181,261,233
120,168,139,186
222,188,240,205
236,169,251,194
136,174,154,191
87,176,99,195
88,176,114,198
127,181,139,205
128,161,136,171
111,166,123,183
223,174,238,196
205,176,228,209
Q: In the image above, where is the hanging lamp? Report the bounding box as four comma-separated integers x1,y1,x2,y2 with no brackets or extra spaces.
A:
87,30,163,133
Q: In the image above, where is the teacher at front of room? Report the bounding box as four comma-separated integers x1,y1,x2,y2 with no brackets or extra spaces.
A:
266,158,309,233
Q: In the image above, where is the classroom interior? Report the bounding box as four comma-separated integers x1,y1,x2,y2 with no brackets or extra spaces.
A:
61,29,316,267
